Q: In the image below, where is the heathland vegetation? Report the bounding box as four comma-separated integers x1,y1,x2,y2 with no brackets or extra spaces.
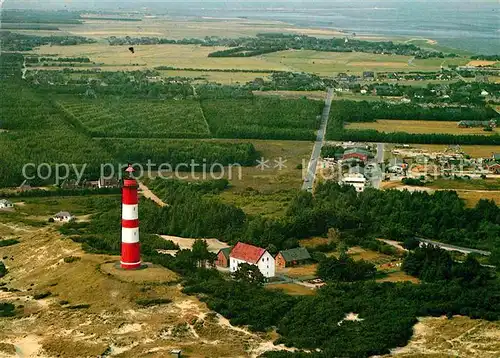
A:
58,182,499,357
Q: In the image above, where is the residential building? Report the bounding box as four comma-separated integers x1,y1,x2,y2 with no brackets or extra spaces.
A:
229,242,275,278
340,174,367,193
342,148,370,163
275,247,312,269
387,158,407,174
488,164,500,174
99,177,121,189
215,247,231,268
53,211,74,223
363,71,375,81
0,199,14,209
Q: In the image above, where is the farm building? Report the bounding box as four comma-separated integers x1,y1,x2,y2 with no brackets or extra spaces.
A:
229,242,275,278
0,199,14,209
275,247,312,269
342,148,370,163
53,211,74,223
215,247,231,268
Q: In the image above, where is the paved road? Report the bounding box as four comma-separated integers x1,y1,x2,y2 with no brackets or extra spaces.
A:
302,88,334,192
418,238,491,256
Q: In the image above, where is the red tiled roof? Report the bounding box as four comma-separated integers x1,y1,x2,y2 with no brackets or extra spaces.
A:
230,242,266,264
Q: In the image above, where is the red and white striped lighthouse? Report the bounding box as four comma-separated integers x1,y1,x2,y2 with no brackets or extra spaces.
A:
121,165,141,270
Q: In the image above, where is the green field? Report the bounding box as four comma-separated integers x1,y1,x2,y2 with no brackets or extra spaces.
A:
262,50,468,75
57,97,210,137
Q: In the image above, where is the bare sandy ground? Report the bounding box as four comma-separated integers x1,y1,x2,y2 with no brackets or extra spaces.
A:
0,227,281,357
160,235,230,253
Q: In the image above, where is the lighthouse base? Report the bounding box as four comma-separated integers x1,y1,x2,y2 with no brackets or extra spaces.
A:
120,261,142,270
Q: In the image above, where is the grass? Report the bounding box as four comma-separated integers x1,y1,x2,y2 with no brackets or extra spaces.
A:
262,50,468,76
57,97,210,137
278,264,318,279
412,144,500,158
266,283,316,296
253,90,327,101
458,191,500,207
216,139,312,217
346,120,500,135
30,43,290,71
428,179,500,191
160,69,271,84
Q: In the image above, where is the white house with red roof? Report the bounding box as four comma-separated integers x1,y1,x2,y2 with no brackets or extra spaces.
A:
229,242,275,278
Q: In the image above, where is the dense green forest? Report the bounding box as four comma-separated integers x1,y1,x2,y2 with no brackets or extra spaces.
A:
99,139,259,167
201,97,322,140
108,33,453,58
0,32,95,51
326,100,500,145
1,10,83,24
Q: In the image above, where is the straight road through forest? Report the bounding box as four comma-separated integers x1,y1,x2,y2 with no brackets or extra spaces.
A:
302,88,334,192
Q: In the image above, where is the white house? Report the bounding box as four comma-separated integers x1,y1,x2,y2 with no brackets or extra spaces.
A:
229,242,275,278
340,174,366,193
53,211,74,223
0,199,14,209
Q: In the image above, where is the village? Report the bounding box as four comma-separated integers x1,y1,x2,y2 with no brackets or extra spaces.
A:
319,141,500,194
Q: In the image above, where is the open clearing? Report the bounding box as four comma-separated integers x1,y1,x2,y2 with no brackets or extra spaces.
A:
159,235,229,253
253,90,327,101
217,139,313,217
346,120,500,135
277,264,318,279
466,60,498,67
30,43,291,72
159,69,271,84
266,283,316,296
385,316,500,357
412,144,500,158
457,190,500,207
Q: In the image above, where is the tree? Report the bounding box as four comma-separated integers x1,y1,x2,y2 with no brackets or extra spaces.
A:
403,237,420,250
232,263,265,285
192,239,215,268
0,261,7,278
317,255,376,282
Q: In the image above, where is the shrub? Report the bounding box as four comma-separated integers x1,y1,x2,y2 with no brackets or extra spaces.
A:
135,298,172,307
33,292,51,300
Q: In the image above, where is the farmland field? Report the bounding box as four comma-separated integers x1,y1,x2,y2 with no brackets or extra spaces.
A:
30,43,291,72
57,97,210,137
413,144,500,157
159,69,271,84
346,120,500,135
262,50,468,75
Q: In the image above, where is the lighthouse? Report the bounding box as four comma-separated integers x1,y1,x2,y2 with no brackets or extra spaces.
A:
120,165,141,270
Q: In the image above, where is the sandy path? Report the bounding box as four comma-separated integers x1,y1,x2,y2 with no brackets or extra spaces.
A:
137,181,168,207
